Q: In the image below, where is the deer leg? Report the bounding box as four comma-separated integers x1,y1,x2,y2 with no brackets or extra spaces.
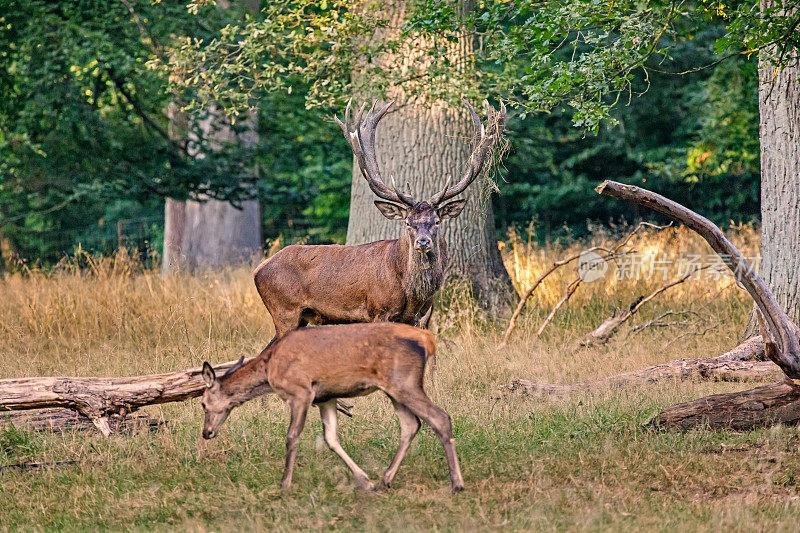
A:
417,303,434,329
271,309,304,339
390,390,464,494
318,400,375,491
381,396,421,489
280,393,312,490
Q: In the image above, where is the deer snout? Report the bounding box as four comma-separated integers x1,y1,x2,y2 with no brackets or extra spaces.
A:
414,236,432,253
202,428,216,439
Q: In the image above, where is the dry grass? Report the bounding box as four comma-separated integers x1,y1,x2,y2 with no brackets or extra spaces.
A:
3,225,800,532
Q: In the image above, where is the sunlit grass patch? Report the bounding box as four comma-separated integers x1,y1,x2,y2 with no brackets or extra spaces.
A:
4,225,799,531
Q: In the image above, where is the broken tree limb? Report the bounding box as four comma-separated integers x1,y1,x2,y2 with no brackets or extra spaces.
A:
500,251,589,348
500,221,668,347
579,268,708,347
536,277,581,337
592,181,800,430
628,310,703,337
0,358,259,436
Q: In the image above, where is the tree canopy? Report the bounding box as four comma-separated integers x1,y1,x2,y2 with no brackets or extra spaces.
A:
1,0,779,263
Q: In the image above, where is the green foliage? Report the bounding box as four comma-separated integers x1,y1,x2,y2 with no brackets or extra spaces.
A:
497,30,760,240
159,0,393,112
0,1,255,261
0,0,770,262
0,1,352,262
255,87,351,243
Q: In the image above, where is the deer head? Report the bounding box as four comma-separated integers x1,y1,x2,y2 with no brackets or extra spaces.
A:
199,356,244,439
335,99,506,255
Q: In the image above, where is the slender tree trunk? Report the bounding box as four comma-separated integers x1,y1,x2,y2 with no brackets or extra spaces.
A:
758,33,800,323
346,1,515,314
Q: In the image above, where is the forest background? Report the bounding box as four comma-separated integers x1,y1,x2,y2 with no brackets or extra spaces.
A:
0,0,760,264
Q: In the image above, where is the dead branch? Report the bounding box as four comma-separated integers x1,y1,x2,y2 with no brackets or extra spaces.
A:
0,358,258,436
628,310,702,337
500,252,588,347
536,277,582,337
505,338,778,398
594,181,800,430
500,221,669,347
578,268,707,347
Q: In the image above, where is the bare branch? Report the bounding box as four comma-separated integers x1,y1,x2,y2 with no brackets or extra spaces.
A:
596,180,800,380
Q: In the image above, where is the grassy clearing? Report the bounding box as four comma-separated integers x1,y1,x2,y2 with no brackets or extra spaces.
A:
3,225,800,531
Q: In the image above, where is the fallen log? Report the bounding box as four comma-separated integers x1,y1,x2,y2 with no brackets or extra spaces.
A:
0,408,166,433
506,351,779,398
647,380,800,430
594,181,800,430
0,357,258,436
506,335,768,398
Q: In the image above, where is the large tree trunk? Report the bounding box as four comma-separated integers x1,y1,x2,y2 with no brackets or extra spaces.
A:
162,106,262,273
162,0,262,274
346,1,515,314
758,28,800,323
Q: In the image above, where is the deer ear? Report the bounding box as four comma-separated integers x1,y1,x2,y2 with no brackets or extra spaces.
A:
201,362,216,388
374,201,408,220
437,199,467,220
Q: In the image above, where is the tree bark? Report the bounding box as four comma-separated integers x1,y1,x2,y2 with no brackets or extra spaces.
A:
647,381,800,430
163,103,261,273
757,26,800,324
346,1,515,314
0,358,256,436
162,1,262,274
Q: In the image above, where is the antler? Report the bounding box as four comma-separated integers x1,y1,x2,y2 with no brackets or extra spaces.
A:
334,99,416,206
430,100,506,205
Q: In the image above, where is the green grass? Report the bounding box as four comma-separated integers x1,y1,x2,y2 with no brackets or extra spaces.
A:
3,234,800,531
3,385,800,531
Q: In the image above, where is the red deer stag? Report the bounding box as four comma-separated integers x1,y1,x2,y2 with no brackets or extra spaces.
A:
253,100,505,343
200,322,465,493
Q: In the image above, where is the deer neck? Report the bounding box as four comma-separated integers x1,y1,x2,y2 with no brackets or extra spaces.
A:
218,358,272,407
395,233,447,302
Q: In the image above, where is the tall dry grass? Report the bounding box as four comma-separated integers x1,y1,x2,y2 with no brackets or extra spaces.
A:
0,223,759,380
6,224,800,532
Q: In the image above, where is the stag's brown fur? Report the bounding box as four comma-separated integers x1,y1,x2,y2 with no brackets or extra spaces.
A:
254,100,504,344
200,322,464,493
254,206,448,339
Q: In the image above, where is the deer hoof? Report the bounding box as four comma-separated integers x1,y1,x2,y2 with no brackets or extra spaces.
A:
451,483,464,494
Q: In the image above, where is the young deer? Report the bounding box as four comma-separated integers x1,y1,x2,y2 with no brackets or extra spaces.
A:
200,322,464,493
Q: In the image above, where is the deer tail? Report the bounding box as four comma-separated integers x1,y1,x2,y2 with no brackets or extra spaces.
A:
421,330,438,384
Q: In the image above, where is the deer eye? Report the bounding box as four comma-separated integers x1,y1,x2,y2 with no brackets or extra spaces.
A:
201,402,206,410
